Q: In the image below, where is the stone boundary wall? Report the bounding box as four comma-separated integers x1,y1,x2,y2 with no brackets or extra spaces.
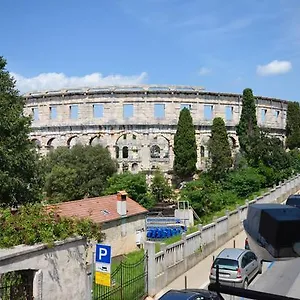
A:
145,174,300,296
0,237,88,300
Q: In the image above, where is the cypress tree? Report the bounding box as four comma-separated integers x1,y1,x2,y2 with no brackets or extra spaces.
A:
173,108,197,180
236,88,259,154
208,117,232,180
0,56,42,207
286,101,300,150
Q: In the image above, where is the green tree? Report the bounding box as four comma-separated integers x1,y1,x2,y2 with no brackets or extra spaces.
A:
104,172,148,201
173,108,197,180
247,132,292,183
150,170,173,202
286,101,300,150
43,144,117,201
236,88,259,154
208,117,232,180
0,56,43,207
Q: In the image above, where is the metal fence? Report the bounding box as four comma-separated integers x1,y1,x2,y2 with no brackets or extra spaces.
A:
93,253,148,300
0,271,34,300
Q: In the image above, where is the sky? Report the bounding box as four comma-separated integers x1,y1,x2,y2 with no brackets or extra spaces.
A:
1,0,300,100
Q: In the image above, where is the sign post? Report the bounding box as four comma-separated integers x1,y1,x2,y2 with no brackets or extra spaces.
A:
94,244,112,287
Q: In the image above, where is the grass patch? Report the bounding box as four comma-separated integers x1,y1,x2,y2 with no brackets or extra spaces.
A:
93,249,146,300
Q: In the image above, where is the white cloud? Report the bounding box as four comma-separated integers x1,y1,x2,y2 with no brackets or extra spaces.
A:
256,60,292,76
11,71,148,93
198,67,212,76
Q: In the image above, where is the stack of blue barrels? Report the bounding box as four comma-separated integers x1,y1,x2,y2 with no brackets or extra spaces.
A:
146,226,187,239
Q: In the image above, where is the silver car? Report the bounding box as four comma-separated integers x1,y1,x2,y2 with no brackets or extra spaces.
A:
209,248,262,289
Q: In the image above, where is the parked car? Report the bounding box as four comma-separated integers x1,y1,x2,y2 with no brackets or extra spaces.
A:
285,194,300,209
209,248,262,289
158,289,221,300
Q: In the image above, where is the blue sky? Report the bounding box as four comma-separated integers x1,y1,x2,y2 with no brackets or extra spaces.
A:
1,0,300,100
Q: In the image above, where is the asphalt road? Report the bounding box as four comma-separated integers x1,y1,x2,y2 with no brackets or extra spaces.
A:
212,259,300,299
250,258,300,298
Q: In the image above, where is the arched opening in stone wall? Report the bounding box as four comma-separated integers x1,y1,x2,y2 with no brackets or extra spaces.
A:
150,135,170,159
115,146,120,159
122,162,129,172
150,145,160,158
31,139,42,149
200,146,205,158
67,136,80,148
229,136,237,149
46,137,56,150
89,136,103,146
0,270,35,299
132,163,138,173
122,146,129,159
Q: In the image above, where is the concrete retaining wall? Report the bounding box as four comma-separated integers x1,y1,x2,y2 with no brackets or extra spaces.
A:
145,174,300,296
0,237,88,300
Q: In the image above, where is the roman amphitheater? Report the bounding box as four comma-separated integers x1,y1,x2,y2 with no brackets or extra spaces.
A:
23,85,287,173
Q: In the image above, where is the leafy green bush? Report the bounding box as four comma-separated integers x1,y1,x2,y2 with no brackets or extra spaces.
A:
104,172,148,201
0,203,103,248
223,167,266,198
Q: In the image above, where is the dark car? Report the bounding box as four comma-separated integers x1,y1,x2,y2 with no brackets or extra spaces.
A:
286,194,300,209
158,289,221,300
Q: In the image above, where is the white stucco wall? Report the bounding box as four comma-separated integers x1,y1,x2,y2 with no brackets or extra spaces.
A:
89,214,146,258
0,237,88,300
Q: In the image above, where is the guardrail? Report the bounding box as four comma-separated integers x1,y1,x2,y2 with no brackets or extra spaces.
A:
145,174,300,296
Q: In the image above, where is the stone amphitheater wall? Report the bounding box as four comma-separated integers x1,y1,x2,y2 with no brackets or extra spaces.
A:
23,86,287,173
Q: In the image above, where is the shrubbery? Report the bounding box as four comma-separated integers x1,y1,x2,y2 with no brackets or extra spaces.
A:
0,203,104,248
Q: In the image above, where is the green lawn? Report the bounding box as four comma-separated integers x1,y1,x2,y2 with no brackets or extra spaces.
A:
93,250,146,300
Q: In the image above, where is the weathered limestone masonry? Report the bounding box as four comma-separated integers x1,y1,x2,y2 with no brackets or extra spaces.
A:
0,237,88,300
144,174,300,296
23,85,287,173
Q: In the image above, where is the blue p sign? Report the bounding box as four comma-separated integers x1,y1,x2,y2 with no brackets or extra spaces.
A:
95,244,112,264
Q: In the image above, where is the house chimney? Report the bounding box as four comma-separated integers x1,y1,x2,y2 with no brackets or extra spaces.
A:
117,191,127,217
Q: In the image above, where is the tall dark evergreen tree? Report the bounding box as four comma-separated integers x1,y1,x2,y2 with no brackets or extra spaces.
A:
236,88,259,154
0,56,42,207
286,101,300,150
208,117,232,180
173,107,197,180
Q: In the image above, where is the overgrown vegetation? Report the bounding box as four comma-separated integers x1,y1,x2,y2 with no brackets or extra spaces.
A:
180,87,300,222
0,203,103,248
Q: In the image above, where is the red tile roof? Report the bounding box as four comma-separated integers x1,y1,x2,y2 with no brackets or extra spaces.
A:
46,194,148,224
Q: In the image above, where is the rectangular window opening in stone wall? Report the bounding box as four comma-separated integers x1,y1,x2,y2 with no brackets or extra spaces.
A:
261,108,267,123
93,103,104,118
204,105,213,120
154,103,165,119
225,106,233,121
123,104,134,119
69,105,79,119
32,107,39,121
180,104,191,111
49,106,57,120
274,110,280,121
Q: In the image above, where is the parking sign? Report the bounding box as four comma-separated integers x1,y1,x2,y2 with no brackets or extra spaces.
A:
95,244,112,264
94,244,112,287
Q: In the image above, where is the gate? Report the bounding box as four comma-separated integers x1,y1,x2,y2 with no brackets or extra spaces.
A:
93,253,148,300
0,270,34,300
